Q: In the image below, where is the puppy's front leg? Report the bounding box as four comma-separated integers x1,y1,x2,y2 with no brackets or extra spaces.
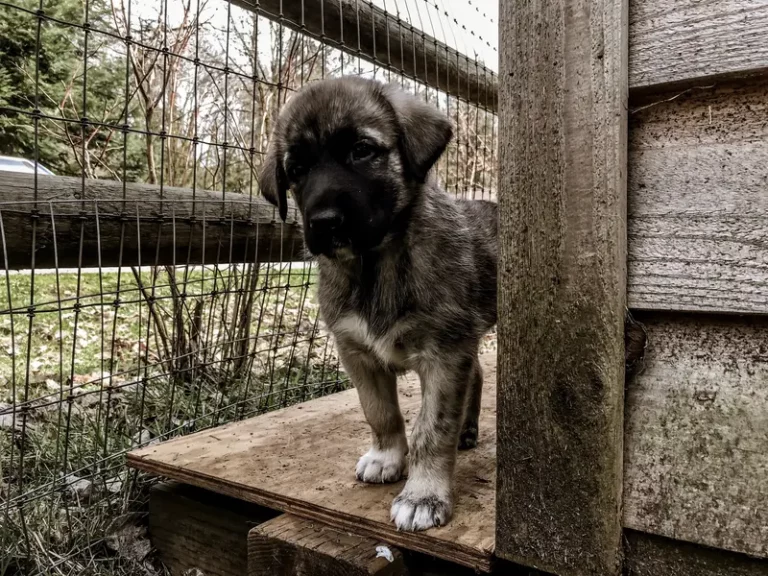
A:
338,344,408,483
391,353,473,531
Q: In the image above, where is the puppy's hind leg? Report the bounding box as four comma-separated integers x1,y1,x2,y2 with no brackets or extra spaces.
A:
338,345,407,484
391,352,472,531
459,356,482,450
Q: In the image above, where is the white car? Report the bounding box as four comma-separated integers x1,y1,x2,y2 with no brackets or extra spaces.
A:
0,155,55,176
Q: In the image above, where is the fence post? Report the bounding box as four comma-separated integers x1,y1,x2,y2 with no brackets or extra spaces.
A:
495,1,629,575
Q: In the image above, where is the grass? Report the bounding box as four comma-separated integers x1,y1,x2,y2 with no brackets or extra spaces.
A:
0,262,347,575
0,262,498,575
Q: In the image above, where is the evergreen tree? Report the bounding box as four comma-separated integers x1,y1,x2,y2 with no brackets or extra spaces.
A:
0,0,145,179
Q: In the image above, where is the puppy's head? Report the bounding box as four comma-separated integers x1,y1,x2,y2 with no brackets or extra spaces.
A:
259,77,452,258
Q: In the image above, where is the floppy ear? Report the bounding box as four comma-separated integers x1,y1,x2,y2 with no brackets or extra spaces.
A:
383,84,453,181
259,139,289,222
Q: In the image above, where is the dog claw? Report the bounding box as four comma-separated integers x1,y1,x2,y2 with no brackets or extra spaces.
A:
391,490,452,531
355,448,405,483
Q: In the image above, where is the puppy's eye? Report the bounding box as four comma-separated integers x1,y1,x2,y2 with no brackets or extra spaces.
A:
350,142,377,163
287,163,308,180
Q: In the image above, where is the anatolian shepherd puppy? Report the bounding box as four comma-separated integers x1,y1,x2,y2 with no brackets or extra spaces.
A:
259,77,497,532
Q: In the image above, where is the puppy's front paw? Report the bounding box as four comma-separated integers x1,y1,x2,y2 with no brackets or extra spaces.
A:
390,484,452,531
355,447,405,483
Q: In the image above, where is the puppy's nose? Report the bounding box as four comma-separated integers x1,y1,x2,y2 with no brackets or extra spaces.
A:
308,209,343,234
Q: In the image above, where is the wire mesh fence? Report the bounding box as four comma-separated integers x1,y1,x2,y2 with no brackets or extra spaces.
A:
0,0,497,573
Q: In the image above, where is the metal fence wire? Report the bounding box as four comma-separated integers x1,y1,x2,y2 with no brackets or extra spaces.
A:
0,0,497,573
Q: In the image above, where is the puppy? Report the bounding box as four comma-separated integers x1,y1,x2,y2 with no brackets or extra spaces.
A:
259,77,497,531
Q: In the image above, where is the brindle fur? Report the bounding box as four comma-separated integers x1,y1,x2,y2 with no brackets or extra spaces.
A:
259,77,497,531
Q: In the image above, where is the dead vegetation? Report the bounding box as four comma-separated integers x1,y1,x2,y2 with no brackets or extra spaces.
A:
0,263,346,574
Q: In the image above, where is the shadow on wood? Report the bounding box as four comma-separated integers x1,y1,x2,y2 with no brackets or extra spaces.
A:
624,530,768,576
149,482,279,576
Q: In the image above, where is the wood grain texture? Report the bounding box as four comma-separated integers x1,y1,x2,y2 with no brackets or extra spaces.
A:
628,81,768,314
249,515,406,576
149,482,278,576
624,530,768,576
496,1,628,575
230,0,497,112
0,172,304,269
629,0,768,91
624,314,768,558
128,354,497,572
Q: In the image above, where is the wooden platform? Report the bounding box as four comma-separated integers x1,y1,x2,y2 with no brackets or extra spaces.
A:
127,354,497,572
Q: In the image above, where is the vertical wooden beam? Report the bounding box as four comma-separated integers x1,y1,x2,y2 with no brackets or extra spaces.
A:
495,0,628,575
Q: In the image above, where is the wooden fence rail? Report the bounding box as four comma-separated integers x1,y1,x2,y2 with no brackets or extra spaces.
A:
0,172,304,270
231,0,498,112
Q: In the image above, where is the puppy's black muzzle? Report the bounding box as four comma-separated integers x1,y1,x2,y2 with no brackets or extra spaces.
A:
305,207,349,257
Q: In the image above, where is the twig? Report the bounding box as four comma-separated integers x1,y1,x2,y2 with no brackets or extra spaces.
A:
630,84,716,115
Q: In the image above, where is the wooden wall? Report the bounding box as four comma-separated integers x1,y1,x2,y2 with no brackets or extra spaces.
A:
624,314,768,558
498,0,768,574
627,80,768,314
622,0,768,563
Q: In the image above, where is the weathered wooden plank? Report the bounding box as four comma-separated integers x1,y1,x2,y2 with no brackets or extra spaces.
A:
0,172,304,269
624,314,768,558
624,530,768,576
627,80,768,314
230,0,497,112
629,0,768,92
127,354,497,572
248,515,406,576
496,1,628,575
149,482,279,576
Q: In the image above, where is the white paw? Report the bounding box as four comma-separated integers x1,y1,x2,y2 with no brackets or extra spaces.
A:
355,447,405,483
390,479,452,531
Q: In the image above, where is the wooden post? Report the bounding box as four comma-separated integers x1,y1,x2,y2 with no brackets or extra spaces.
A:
248,515,406,576
495,0,628,575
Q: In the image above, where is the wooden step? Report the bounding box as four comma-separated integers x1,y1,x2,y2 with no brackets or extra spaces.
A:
249,515,406,576
128,353,498,572
148,482,485,575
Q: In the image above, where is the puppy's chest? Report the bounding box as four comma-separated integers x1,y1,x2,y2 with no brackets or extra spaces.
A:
333,313,416,368
320,259,422,366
